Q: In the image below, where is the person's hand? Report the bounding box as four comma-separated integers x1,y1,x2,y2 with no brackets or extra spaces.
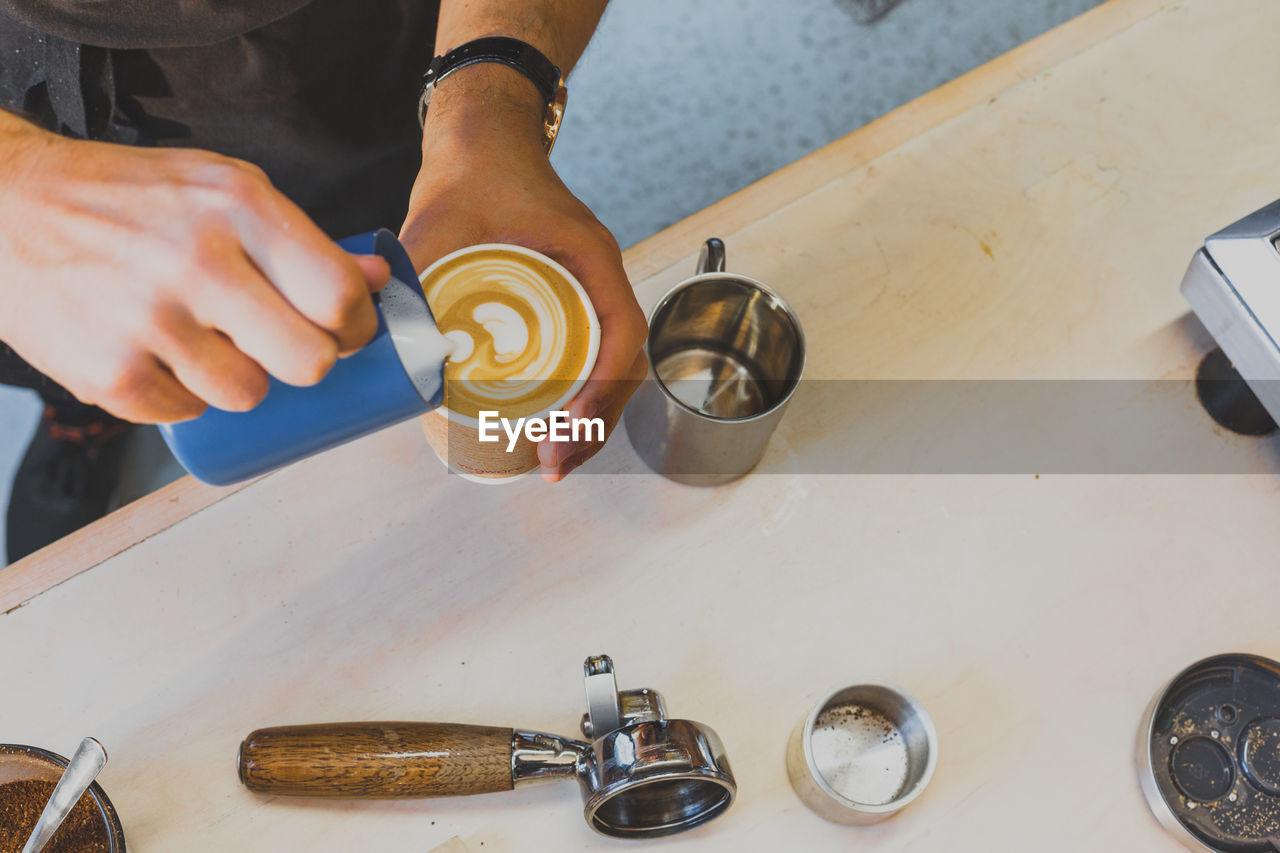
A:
0,117,390,424
401,71,647,483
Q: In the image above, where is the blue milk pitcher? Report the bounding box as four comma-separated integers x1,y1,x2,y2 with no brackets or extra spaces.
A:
160,229,449,486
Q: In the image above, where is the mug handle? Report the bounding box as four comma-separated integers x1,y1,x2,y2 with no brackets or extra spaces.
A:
698,238,726,275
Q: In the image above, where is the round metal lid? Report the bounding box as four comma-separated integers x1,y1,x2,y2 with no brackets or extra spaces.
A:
1141,654,1280,852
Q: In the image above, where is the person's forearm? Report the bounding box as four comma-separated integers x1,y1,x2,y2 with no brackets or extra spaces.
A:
423,0,608,152
402,1,645,483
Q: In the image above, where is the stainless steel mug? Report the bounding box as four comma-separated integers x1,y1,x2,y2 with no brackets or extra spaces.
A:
624,238,805,485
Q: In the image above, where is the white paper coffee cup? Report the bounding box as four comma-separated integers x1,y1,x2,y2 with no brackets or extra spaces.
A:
418,244,601,482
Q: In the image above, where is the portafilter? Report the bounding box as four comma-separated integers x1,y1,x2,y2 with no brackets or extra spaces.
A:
237,655,735,838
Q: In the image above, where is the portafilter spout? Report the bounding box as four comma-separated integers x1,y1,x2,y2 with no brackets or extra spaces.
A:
238,655,735,839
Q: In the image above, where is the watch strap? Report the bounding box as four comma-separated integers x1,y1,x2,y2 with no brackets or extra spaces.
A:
419,36,567,153
422,36,561,106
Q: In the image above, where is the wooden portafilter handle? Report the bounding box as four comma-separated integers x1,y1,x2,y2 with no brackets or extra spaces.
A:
238,722,515,798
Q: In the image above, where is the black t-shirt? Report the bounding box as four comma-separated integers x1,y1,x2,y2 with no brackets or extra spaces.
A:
0,0,440,236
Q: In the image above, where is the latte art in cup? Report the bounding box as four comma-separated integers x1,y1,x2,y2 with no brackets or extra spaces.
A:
425,248,593,419
418,244,600,481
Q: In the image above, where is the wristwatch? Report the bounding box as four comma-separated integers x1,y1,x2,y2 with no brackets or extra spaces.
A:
419,36,568,154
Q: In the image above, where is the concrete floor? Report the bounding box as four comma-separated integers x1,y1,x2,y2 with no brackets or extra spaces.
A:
0,0,1106,563
554,0,1107,248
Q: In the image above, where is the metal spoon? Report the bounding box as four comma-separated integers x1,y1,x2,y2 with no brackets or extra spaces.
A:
21,737,108,853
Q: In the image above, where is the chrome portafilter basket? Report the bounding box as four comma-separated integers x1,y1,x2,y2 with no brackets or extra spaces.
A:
576,656,735,835
238,655,735,839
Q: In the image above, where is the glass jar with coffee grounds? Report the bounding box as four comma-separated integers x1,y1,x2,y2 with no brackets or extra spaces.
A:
0,779,111,853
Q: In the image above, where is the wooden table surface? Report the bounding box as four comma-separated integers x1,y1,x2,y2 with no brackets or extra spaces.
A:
6,0,1280,849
